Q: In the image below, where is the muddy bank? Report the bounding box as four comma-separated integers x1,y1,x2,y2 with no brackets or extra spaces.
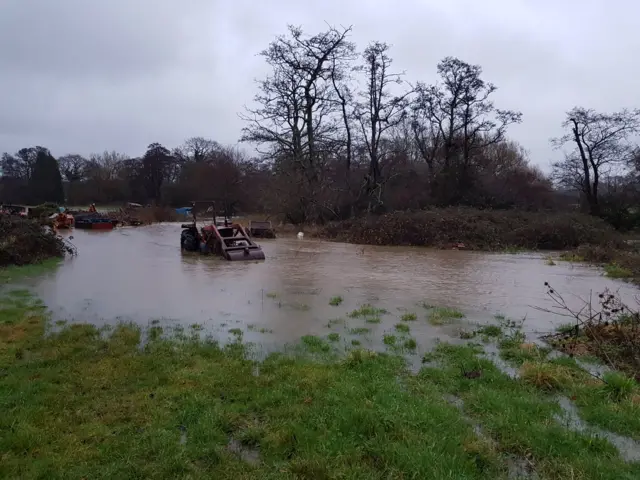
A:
317,208,623,251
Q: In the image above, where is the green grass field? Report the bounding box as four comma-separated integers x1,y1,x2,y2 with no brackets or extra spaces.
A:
1,284,639,478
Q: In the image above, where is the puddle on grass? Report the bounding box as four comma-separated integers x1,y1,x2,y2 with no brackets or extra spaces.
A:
481,343,520,379
227,438,260,465
555,396,640,463
505,455,539,480
443,394,539,479
177,424,188,446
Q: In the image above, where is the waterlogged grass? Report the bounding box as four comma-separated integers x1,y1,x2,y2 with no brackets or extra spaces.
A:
1,295,500,479
347,304,386,324
383,334,397,346
348,304,387,318
400,312,417,322
349,327,371,335
327,332,340,342
417,344,640,478
0,257,61,284
477,325,502,337
486,320,640,445
2,291,640,478
556,322,577,335
560,251,589,263
403,338,417,351
395,323,410,333
248,325,273,334
604,263,633,279
329,295,343,306
427,306,465,325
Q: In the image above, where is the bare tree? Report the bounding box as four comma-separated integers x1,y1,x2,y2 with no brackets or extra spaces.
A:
354,41,410,207
411,83,443,176
411,57,521,202
241,26,354,168
551,107,640,215
240,25,355,221
57,154,87,182
174,137,221,163
86,151,127,181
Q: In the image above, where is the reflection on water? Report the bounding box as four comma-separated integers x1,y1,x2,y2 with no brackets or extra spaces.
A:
29,223,637,351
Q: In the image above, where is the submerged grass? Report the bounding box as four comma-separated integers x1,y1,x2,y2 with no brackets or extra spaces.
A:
427,306,465,325
604,263,633,279
394,323,410,333
328,295,343,306
400,312,417,322
0,257,61,284
2,288,640,479
349,327,371,335
347,303,387,321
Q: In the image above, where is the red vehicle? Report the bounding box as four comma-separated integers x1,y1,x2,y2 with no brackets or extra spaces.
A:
180,201,265,261
52,212,74,229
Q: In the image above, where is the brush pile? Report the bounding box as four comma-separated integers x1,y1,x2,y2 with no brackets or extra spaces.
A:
542,284,640,375
320,208,624,250
0,216,72,267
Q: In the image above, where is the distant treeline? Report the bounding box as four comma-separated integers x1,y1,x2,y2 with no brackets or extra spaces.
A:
1,25,639,229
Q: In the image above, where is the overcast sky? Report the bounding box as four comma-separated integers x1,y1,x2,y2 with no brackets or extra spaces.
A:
1,0,638,170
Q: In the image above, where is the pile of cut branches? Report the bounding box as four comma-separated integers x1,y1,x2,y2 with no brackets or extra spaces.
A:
0,216,73,267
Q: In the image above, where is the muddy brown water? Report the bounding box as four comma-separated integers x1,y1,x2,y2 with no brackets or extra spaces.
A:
25,223,638,354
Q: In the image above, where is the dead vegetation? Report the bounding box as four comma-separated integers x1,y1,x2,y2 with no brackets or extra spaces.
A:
319,208,624,251
541,283,640,375
0,217,73,267
561,243,640,284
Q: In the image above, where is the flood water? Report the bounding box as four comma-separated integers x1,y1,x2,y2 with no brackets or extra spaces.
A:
26,223,638,353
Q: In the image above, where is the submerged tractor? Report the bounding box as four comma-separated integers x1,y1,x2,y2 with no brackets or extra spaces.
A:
180,201,266,261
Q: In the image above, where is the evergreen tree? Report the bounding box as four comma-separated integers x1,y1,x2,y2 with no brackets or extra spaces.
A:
29,148,64,204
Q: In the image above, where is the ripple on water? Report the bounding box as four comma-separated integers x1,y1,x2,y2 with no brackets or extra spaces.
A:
27,224,637,351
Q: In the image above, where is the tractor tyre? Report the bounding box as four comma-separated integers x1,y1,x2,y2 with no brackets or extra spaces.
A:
181,230,198,252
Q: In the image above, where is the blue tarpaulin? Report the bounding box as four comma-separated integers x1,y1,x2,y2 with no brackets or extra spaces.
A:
175,207,192,215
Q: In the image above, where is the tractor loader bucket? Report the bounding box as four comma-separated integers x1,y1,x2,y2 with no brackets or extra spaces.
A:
225,246,266,261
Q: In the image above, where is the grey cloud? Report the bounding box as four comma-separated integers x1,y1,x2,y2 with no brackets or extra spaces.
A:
0,0,638,168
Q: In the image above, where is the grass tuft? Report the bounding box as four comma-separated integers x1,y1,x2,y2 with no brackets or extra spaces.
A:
427,307,465,325
400,312,417,322
520,361,579,391
347,304,387,318
395,323,410,333
602,371,637,402
329,295,343,306
476,325,502,337
349,327,370,335
604,263,633,279
383,334,397,346
403,338,417,351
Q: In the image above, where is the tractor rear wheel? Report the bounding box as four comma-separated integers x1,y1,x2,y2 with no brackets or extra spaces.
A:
181,230,198,251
